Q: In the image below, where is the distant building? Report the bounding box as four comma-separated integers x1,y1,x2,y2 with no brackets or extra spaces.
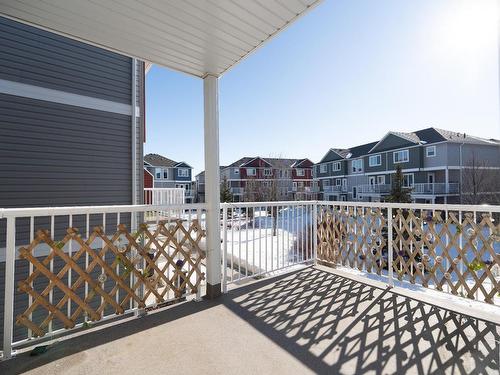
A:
144,154,194,203
196,157,315,203
314,127,500,204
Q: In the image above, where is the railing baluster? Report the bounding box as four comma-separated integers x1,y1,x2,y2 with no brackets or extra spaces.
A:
3,216,16,359
388,207,394,287
68,214,73,318
28,216,34,339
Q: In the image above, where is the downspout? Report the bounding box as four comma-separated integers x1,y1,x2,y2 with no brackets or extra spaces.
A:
132,59,138,206
459,142,464,203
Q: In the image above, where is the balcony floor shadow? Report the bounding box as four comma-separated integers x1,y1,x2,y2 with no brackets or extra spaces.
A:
1,266,498,375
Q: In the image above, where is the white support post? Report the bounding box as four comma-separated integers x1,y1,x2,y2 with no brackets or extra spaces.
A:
222,205,228,293
3,216,16,360
203,74,222,299
387,207,394,288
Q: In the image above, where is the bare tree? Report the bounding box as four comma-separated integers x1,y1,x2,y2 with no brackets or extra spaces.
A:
461,152,500,205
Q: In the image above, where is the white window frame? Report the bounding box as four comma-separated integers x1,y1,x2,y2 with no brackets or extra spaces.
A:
263,168,272,176
403,173,414,188
376,175,386,185
296,168,305,176
332,162,341,171
155,168,162,179
335,178,341,186
393,149,409,163
320,164,327,173
234,168,239,174
162,169,168,179
369,154,381,167
426,146,436,157
247,168,256,176
369,176,376,185
177,168,189,177
352,159,363,173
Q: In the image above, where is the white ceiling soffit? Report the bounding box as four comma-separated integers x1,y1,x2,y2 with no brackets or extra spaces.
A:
0,0,321,78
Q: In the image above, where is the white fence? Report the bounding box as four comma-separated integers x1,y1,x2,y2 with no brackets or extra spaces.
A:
1,199,499,360
144,188,185,205
0,203,206,359
221,201,316,289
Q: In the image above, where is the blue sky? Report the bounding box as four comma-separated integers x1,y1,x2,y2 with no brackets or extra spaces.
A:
145,0,500,175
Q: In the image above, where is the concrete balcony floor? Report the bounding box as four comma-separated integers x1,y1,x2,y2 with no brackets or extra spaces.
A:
1,266,498,375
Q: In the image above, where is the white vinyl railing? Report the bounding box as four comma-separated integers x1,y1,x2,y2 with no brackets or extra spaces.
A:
1,200,499,360
144,188,185,205
412,183,460,195
315,200,500,306
221,201,317,290
0,203,206,359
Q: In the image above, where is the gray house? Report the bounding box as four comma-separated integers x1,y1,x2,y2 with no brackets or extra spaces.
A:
0,16,145,348
144,154,194,203
314,127,500,204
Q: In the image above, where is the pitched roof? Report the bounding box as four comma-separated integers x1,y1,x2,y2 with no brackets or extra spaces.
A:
429,128,499,145
348,141,379,158
144,153,193,168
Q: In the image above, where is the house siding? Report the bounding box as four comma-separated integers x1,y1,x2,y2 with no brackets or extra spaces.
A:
0,94,133,207
0,16,132,104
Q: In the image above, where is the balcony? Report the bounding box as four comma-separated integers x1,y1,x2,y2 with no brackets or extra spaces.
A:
412,183,460,195
230,187,244,195
1,200,498,372
323,185,345,193
357,184,391,194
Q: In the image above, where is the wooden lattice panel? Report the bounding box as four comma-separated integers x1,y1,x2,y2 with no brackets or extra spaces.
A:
16,220,206,337
392,209,500,304
317,206,387,275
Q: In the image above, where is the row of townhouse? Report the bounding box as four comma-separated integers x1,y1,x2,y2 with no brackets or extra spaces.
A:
196,157,315,202
143,154,195,203
314,127,500,204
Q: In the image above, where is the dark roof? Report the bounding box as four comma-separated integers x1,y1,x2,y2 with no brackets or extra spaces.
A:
430,128,499,145
318,127,499,163
227,157,254,167
347,141,378,158
144,153,192,168
195,166,227,177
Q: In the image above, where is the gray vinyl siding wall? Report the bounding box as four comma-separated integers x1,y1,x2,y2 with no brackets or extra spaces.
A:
0,18,144,349
0,94,132,207
387,147,422,170
0,16,132,104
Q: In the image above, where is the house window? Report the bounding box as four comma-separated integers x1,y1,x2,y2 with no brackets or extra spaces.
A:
263,168,272,176
352,159,363,173
352,186,357,199
393,149,409,163
247,168,256,176
234,168,239,174
376,175,386,185
403,173,414,188
369,154,381,167
178,168,189,177
336,178,341,186
296,168,305,176
163,170,168,179
426,146,436,157
332,162,341,171
320,164,327,173
155,168,162,179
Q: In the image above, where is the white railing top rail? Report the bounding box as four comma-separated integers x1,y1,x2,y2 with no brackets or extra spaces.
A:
144,188,185,191
0,203,207,219
222,200,500,212
315,200,500,212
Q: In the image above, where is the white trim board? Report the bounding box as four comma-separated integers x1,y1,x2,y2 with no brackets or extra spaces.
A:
0,79,137,116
